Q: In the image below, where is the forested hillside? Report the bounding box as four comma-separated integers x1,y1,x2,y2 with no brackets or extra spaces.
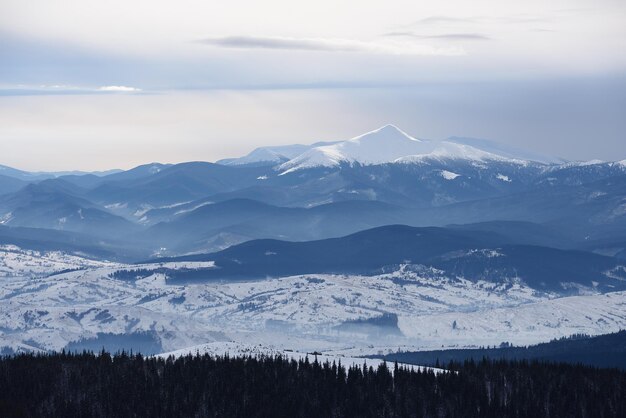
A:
0,352,624,417
381,330,626,369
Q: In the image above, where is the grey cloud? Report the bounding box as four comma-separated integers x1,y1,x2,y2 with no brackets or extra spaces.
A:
384,32,491,41
198,35,464,56
410,14,549,26
422,33,491,41
199,36,362,52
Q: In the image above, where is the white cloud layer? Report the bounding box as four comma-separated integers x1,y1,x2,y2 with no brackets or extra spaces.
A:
1,80,625,171
97,85,142,92
0,0,625,170
0,85,143,96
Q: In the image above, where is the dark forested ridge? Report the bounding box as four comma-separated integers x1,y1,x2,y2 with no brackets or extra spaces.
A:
149,225,626,292
1,352,625,418
380,330,626,370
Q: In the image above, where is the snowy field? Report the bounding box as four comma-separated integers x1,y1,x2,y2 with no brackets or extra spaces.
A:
0,245,114,277
1,246,625,358
159,341,445,374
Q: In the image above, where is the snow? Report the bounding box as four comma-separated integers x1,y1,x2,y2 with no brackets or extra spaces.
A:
445,136,565,164
398,291,626,348
558,159,605,168
160,341,444,374
579,159,605,166
1,247,625,357
174,201,213,216
278,125,527,174
105,203,128,210
440,170,460,180
0,245,114,278
133,204,154,217
133,201,191,219
0,212,13,225
464,249,504,258
220,144,313,166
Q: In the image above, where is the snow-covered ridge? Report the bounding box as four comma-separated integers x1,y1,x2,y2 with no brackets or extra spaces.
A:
218,141,340,166
219,145,310,165
216,124,625,175
0,245,114,278
277,125,530,174
555,159,606,169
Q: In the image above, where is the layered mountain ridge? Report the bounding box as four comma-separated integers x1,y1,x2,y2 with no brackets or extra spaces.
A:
0,124,624,261
1,125,626,356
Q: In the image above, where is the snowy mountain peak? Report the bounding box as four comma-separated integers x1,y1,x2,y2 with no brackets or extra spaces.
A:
350,124,421,144
277,125,430,173
278,125,528,174
217,124,570,172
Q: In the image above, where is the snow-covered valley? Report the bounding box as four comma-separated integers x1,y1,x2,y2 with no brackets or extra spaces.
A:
1,246,625,359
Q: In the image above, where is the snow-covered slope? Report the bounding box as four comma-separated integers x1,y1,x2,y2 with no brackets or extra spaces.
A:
446,136,565,165
218,141,339,166
160,341,444,374
2,248,625,357
278,125,526,174
0,245,114,278
219,145,311,166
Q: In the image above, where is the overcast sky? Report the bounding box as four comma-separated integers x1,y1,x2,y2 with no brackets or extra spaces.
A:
1,0,625,171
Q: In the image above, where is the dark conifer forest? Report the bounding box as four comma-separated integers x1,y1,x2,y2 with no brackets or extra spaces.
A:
1,352,625,418
381,330,626,370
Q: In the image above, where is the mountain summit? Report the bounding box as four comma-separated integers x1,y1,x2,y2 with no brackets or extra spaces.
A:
278,124,524,173
217,125,565,171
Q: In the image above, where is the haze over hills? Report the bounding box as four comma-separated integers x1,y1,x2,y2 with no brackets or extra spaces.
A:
1,125,625,357
0,125,624,257
0,164,122,182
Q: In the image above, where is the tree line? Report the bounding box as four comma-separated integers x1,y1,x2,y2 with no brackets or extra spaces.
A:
382,330,626,370
0,351,624,417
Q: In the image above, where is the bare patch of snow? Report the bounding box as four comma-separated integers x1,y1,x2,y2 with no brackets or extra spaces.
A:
0,212,13,225
133,204,154,217
105,202,128,210
440,170,460,180
174,201,213,216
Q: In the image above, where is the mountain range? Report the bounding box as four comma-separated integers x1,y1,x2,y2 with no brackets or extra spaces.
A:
2,124,626,356
0,124,624,281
